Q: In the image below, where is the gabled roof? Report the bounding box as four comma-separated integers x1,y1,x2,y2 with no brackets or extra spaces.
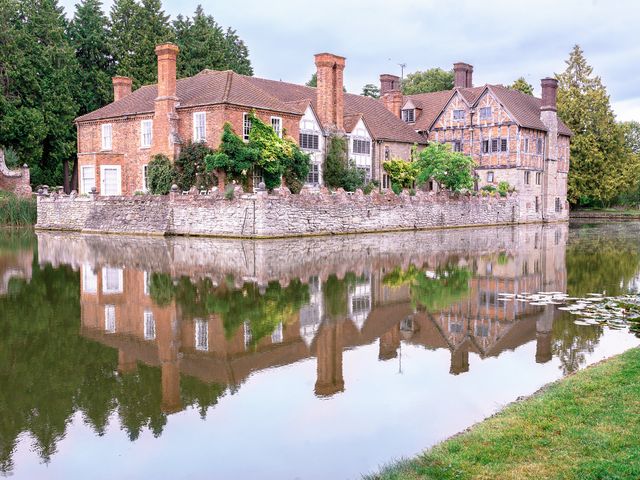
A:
77,70,426,144
404,85,572,137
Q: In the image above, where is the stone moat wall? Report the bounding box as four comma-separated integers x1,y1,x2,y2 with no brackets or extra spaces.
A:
36,188,567,238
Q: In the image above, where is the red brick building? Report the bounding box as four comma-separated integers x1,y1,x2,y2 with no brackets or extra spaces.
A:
379,63,572,221
75,44,424,196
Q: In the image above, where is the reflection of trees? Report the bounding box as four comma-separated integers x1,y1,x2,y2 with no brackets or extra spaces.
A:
0,263,227,475
566,227,640,296
168,276,310,347
0,228,36,253
551,315,602,375
383,264,472,311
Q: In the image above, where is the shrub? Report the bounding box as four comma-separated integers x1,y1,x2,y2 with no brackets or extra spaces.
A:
498,181,511,197
224,184,235,200
391,183,402,195
415,143,476,192
409,188,416,196
383,158,420,190
323,135,365,192
481,185,497,193
174,141,215,191
147,154,174,195
2,147,20,169
362,182,375,195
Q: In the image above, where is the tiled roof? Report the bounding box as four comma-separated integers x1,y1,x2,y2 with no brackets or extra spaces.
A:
343,113,363,133
77,70,426,144
404,85,572,136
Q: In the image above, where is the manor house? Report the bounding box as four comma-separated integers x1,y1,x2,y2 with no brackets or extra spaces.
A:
75,43,570,220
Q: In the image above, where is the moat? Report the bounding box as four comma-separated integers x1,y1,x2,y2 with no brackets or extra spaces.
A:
1,221,639,479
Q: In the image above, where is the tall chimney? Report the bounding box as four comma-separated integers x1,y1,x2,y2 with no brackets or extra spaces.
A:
382,91,403,118
453,62,473,89
380,74,400,97
314,53,346,132
112,76,132,102
540,77,558,112
152,43,180,158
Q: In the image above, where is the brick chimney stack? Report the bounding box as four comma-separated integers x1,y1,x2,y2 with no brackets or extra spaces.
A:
453,62,473,89
380,74,400,96
540,77,558,112
314,53,346,132
152,43,180,159
112,76,132,102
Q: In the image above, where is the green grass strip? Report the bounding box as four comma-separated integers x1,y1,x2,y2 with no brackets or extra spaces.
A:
368,347,640,480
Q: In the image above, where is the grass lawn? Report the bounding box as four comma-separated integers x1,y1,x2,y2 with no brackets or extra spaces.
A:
367,347,640,480
572,207,640,217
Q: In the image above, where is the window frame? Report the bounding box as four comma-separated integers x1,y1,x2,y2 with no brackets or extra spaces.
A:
195,318,209,351
479,107,492,120
487,171,495,183
270,116,282,138
142,164,149,192
524,170,531,185
306,163,320,185
140,119,152,148
102,267,124,294
99,165,122,196
81,166,96,194
243,112,251,141
193,111,206,142
101,123,112,151
352,138,371,155
401,109,415,123
299,132,320,151
144,310,156,340
452,109,465,121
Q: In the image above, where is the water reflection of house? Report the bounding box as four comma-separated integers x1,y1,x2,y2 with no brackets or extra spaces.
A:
0,249,32,295
75,224,568,413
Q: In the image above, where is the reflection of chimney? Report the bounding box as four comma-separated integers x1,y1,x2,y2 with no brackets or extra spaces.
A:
112,76,132,102
153,43,180,159
161,362,182,414
450,345,469,375
314,321,344,396
380,74,400,96
118,349,137,374
314,53,346,131
453,62,473,89
379,324,400,360
535,332,553,364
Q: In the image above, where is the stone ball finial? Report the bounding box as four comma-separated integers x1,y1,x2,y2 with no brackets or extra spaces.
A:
22,163,28,169
171,184,179,193
90,186,97,194
258,181,266,191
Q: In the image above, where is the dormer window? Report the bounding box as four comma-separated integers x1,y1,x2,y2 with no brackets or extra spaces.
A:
401,109,415,123
453,109,464,121
479,107,492,120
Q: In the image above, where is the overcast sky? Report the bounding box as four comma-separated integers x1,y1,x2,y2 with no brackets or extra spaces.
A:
59,0,640,121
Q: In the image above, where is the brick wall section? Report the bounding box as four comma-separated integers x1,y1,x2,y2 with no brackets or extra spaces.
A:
0,150,31,197
36,188,568,238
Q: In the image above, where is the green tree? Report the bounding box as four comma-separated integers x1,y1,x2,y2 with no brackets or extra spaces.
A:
383,158,419,190
0,0,79,188
68,0,114,115
620,120,640,154
110,0,173,88
147,154,174,194
415,143,476,192
305,73,317,87
173,141,215,191
402,68,453,95
222,27,252,76
322,135,365,191
557,45,630,206
510,76,534,95
362,84,380,98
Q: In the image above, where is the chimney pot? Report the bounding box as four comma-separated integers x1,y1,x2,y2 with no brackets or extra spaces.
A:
314,53,346,131
380,73,401,96
155,43,180,99
453,62,473,89
112,76,132,102
540,77,558,112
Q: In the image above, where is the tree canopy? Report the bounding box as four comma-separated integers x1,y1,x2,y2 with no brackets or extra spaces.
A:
361,84,380,98
0,0,253,190
510,77,534,95
556,45,638,206
402,68,454,95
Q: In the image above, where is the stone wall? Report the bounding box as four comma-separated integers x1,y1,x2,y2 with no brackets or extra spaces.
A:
0,149,31,197
36,187,564,239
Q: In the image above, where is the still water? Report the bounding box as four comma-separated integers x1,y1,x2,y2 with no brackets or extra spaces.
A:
1,221,639,479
